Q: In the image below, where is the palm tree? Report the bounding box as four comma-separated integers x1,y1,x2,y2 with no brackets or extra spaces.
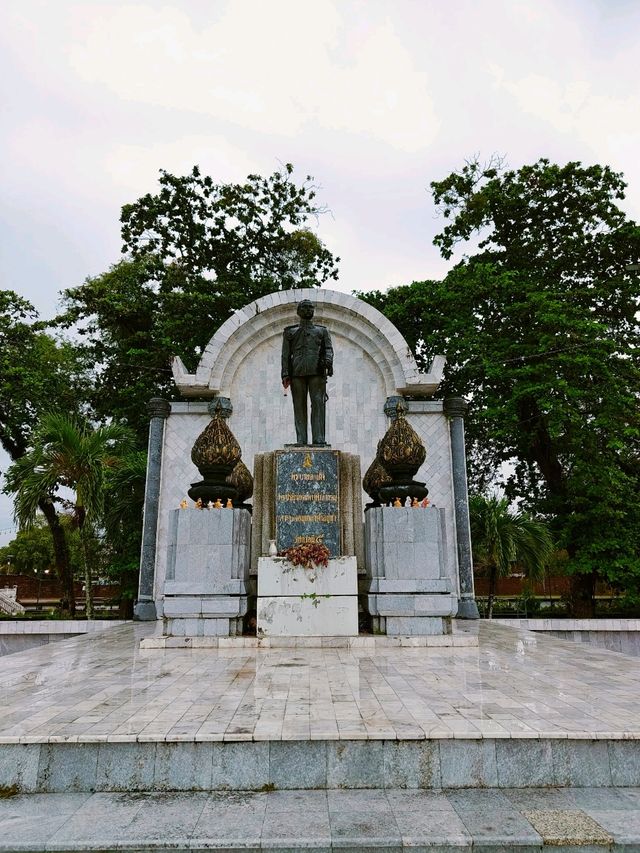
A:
8,413,134,619
470,494,554,619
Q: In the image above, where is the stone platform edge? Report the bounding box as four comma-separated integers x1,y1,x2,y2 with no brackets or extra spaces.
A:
2,787,640,853
2,737,640,792
139,633,479,649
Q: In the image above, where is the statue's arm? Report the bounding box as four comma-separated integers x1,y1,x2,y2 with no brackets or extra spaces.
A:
323,328,334,376
281,329,291,384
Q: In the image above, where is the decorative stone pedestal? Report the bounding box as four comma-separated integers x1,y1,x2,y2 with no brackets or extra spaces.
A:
364,506,458,635
162,508,251,637
257,556,358,637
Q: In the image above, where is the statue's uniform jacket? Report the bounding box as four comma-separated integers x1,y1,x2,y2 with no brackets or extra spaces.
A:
281,323,333,379
281,321,333,446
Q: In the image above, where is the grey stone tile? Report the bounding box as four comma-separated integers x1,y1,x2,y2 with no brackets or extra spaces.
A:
620,788,640,807
383,739,441,788
193,790,267,846
326,740,384,788
439,739,498,788
263,789,329,812
571,787,640,811
154,742,213,791
465,847,541,853
210,742,269,790
495,738,554,787
581,808,640,845
0,791,90,819
0,813,73,849
609,741,640,786
269,740,327,789
36,744,99,793
45,791,146,849
386,789,471,846
262,791,330,847
448,789,542,847
327,789,401,847
505,787,580,811
0,745,41,793
95,742,156,791
124,791,208,841
552,739,613,787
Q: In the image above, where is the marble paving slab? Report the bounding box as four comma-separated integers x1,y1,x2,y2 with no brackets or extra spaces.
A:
2,621,640,745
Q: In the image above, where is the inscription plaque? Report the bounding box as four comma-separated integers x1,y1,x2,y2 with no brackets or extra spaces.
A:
275,449,340,557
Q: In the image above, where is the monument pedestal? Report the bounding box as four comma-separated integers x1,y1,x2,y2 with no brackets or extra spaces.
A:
162,508,251,637
364,506,458,635
257,556,358,637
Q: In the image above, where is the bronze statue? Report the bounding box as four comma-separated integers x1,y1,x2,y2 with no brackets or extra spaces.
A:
281,299,333,446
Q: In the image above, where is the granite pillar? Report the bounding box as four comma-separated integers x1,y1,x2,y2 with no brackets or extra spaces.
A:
134,398,171,621
444,397,479,619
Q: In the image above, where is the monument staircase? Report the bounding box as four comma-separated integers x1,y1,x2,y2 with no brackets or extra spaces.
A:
1,620,640,852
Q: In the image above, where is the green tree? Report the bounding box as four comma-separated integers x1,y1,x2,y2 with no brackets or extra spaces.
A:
61,164,339,442
470,494,554,619
0,291,88,615
102,450,147,612
0,520,55,576
363,158,640,615
7,413,134,618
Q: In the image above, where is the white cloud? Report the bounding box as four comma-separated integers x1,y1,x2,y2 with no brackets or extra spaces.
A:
489,66,640,218
62,2,440,152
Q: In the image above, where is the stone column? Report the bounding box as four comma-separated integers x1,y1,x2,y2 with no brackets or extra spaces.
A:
134,398,171,621
444,397,479,619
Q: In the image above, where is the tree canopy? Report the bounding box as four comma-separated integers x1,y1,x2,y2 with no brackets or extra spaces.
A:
363,158,640,613
0,291,87,460
61,164,339,441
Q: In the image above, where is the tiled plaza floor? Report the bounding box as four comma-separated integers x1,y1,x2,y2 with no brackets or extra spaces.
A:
1,621,640,743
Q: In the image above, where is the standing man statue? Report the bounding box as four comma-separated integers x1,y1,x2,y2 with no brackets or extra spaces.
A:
282,299,334,446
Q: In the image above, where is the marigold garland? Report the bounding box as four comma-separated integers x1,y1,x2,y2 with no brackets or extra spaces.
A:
279,542,330,569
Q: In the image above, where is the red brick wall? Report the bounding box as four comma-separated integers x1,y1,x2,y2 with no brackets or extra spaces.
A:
0,574,121,605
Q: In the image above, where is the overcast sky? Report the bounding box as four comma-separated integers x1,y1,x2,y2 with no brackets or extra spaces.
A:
1,0,640,543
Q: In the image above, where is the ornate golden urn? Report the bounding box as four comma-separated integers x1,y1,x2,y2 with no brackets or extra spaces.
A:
188,398,252,504
363,398,428,506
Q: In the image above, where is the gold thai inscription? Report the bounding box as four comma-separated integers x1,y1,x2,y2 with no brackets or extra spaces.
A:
275,448,340,556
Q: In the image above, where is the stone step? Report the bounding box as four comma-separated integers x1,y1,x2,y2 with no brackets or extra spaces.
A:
0,788,639,851
3,736,639,793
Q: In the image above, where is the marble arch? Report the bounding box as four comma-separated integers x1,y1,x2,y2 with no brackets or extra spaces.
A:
172,288,445,398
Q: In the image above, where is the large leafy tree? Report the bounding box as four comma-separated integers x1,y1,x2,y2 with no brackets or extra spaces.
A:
61,164,339,442
470,494,553,619
364,159,640,615
1,291,88,614
7,413,134,618
102,450,148,612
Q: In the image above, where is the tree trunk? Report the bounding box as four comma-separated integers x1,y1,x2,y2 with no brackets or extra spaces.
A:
38,498,75,617
517,397,567,497
79,527,94,620
569,571,596,618
518,396,596,618
487,565,497,620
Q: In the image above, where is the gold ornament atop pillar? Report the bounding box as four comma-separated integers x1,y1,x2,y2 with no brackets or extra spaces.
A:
362,441,392,508
365,398,428,506
226,460,254,505
188,397,252,504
